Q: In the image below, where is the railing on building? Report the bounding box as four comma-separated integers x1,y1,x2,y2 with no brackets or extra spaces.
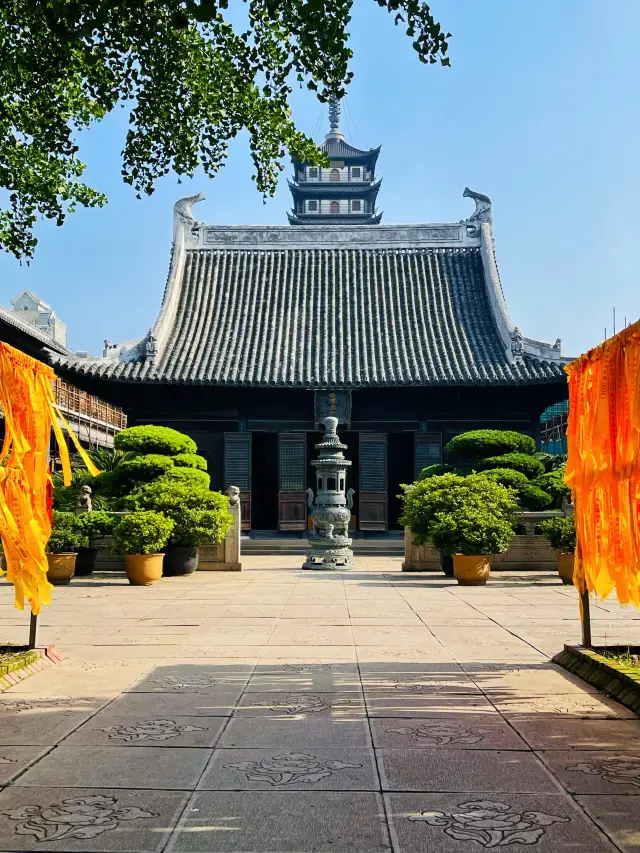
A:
297,172,372,184
53,379,126,430
540,400,568,455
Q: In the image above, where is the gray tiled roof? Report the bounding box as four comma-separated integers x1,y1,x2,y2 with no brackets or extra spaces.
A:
0,306,72,356
54,246,568,388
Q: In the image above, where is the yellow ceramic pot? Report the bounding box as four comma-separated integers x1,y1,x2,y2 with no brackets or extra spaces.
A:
46,553,76,585
453,554,491,586
125,554,164,586
557,552,575,586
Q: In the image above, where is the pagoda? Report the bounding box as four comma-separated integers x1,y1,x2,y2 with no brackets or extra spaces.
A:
287,101,382,225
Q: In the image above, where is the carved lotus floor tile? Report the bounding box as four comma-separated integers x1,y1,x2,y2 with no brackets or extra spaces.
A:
360,675,480,695
386,793,615,852
169,791,390,853
370,716,529,751
537,750,640,795
199,747,378,790
234,691,366,718
378,749,558,794
0,786,188,852
63,713,227,749
126,666,251,693
218,717,372,749
15,745,212,790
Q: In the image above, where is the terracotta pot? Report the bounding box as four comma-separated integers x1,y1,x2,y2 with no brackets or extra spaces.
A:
74,547,100,577
46,553,77,585
557,552,575,586
125,554,164,586
163,547,199,577
453,554,491,586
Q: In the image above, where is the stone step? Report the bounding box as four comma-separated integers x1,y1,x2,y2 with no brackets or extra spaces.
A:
242,537,404,556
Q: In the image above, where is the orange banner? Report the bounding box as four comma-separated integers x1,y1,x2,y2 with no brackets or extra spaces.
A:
565,318,640,607
0,342,78,613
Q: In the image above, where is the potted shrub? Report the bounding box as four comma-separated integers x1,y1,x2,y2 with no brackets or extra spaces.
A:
400,473,518,586
124,479,232,576
75,511,117,576
46,511,88,585
539,516,576,584
112,511,174,586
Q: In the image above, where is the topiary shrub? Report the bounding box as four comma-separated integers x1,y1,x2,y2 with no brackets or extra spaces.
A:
518,483,553,511
124,478,225,513
479,452,545,479
481,468,529,490
115,425,197,456
400,472,519,548
430,505,517,556
167,506,232,547
117,454,175,485
418,463,455,480
163,467,211,489
46,511,88,553
445,430,536,463
173,453,207,471
539,515,576,553
534,467,571,509
112,511,174,555
77,511,117,539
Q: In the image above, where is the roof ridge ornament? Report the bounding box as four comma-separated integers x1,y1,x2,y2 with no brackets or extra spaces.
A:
173,191,205,240
463,187,493,226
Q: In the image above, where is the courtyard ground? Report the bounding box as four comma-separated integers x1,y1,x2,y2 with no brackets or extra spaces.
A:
0,556,639,852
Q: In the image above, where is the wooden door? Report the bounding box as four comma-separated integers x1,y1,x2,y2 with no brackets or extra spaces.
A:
359,433,387,531
224,432,251,530
414,433,442,478
278,433,307,531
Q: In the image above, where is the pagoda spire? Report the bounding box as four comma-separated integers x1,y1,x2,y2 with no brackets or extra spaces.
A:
327,99,343,139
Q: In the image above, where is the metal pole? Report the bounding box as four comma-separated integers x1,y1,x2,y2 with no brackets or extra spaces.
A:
579,589,592,648
28,613,40,650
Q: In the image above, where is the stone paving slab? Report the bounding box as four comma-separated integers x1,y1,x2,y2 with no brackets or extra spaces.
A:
378,748,560,793
15,745,212,789
0,744,49,783
0,786,188,852
168,791,391,853
506,717,640,750
385,792,618,852
234,691,366,717
104,690,243,718
576,795,640,853
198,747,378,790
218,717,372,748
364,693,497,717
0,697,108,745
369,716,529,750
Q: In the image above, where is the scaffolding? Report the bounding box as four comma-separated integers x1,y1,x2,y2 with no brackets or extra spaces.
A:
540,400,568,454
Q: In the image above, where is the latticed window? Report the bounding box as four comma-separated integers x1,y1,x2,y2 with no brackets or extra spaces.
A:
351,167,361,179
308,167,318,179
330,201,339,214
352,200,361,212
330,168,340,182
308,200,318,211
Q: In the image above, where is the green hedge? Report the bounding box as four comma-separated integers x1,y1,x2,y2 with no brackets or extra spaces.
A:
518,483,553,510
479,452,545,479
163,468,211,489
418,463,455,480
115,425,197,456
481,468,529,490
117,454,175,484
173,453,207,471
445,429,536,462
535,468,571,508
539,515,576,552
47,511,88,553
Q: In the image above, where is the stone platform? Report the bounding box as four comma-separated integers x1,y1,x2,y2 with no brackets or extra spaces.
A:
0,557,638,852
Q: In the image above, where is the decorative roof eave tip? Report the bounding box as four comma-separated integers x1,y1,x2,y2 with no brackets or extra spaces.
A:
173,191,205,241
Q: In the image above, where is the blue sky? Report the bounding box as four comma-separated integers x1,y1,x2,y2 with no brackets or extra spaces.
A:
1,0,638,358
